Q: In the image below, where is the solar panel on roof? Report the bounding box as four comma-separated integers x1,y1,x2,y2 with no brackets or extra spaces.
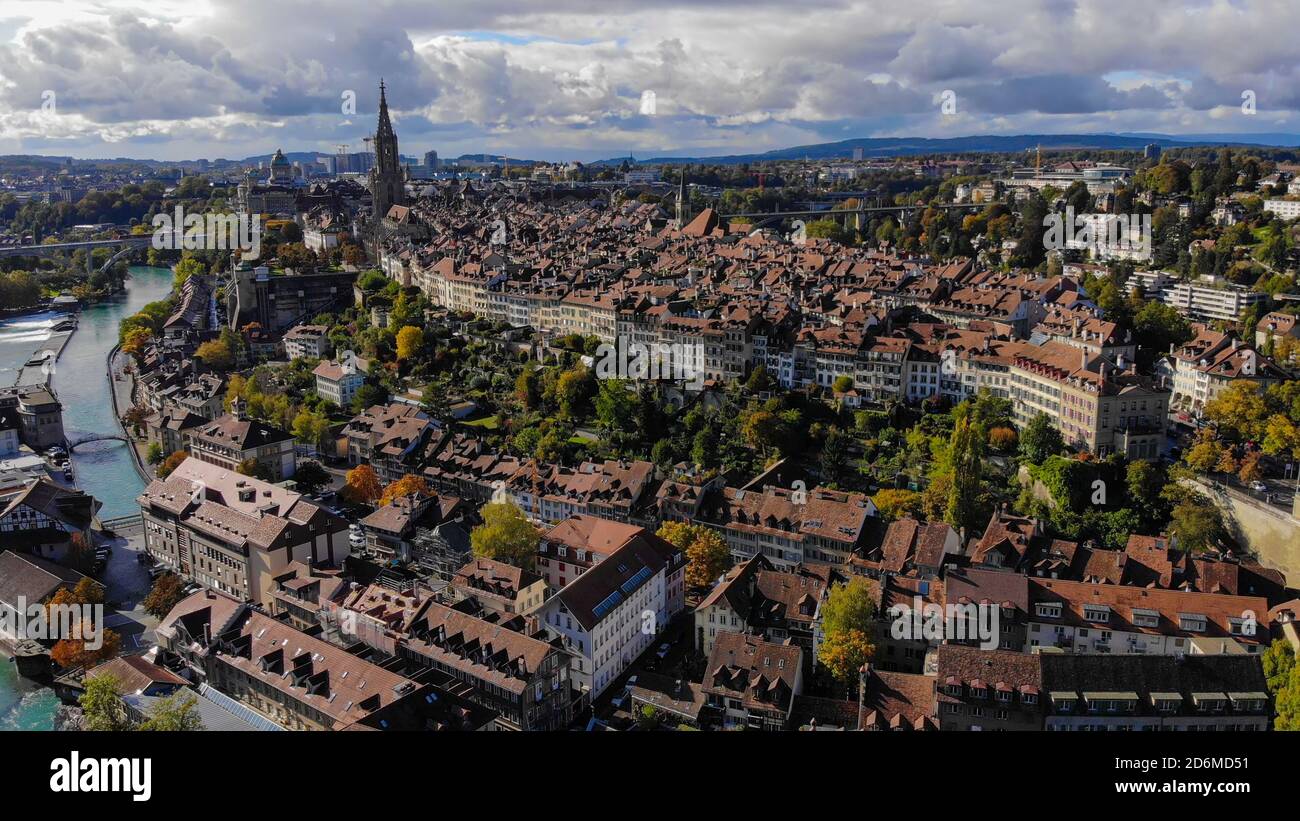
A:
592,590,623,619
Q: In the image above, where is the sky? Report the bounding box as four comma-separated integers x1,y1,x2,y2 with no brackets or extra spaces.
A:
1,0,1299,162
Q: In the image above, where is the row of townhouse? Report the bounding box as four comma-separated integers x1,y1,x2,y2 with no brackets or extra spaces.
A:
864,644,1271,732
155,589,497,731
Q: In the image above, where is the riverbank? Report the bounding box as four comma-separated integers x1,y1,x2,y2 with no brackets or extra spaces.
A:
0,266,176,731
107,342,153,485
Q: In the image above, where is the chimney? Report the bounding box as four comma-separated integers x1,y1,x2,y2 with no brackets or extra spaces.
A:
1080,348,1087,369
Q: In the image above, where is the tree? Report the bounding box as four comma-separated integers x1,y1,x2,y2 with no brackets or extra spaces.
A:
396,325,424,361
139,691,204,731
944,417,984,536
873,488,922,521
1184,434,1222,473
1214,446,1238,475
293,460,331,494
1019,413,1064,464
555,365,595,419
156,449,188,478
741,408,782,453
470,501,539,570
172,255,205,286
51,625,120,670
657,521,730,588
122,405,150,436
987,425,1018,452
121,326,152,359
818,628,875,688
819,426,850,485
291,407,331,451
341,464,382,504
595,379,636,434
832,375,854,394
1263,639,1295,695
379,474,431,506
1169,497,1224,553
195,338,234,371
1204,381,1269,441
1238,450,1263,484
821,577,877,638
79,674,132,731
142,572,186,619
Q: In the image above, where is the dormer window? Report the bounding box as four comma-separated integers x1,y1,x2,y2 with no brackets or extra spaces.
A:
1083,605,1110,623
1132,608,1160,628
1035,603,1062,619
1178,613,1208,633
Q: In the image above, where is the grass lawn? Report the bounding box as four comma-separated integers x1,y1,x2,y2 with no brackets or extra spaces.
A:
462,415,501,430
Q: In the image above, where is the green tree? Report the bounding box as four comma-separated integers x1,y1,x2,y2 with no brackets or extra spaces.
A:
79,674,132,731
470,501,539,570
293,460,331,494
292,407,331,451
945,417,984,535
139,691,204,731
1168,496,1224,553
821,577,877,639
1019,413,1064,464
873,488,922,521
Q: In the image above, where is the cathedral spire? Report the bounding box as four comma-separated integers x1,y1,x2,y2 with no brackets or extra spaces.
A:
369,78,405,232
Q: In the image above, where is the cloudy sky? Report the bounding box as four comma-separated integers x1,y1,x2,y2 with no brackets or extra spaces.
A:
1,0,1298,162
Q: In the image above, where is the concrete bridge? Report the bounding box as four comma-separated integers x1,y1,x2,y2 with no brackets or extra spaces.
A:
0,231,206,273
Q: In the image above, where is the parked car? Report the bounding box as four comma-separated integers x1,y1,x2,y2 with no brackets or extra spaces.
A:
1250,481,1268,493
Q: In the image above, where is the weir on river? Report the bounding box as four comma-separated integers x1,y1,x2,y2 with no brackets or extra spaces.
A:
0,265,175,731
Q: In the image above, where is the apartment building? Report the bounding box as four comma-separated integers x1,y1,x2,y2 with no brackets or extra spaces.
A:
1163,329,1286,419
0,479,100,563
1256,311,1299,349
283,324,332,360
537,514,645,591
1025,577,1268,656
450,556,547,616
343,403,438,482
399,598,573,730
189,412,297,481
1009,340,1168,459
0,386,63,450
538,528,684,698
160,598,429,730
138,457,350,604
1040,654,1270,731
1157,278,1266,323
694,484,877,568
313,358,366,408
1263,198,1300,220
701,632,803,730
693,555,837,659
935,644,1043,731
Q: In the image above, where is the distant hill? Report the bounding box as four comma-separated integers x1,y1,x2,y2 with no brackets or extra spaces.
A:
592,132,1300,166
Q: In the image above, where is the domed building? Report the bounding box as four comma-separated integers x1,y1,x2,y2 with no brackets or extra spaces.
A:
267,148,294,185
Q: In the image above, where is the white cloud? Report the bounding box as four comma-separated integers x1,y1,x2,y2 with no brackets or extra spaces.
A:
0,0,1297,160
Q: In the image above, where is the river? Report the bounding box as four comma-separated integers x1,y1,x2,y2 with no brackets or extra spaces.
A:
0,265,174,730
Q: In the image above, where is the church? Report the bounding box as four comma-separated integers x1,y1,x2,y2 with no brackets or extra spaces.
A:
368,79,407,232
